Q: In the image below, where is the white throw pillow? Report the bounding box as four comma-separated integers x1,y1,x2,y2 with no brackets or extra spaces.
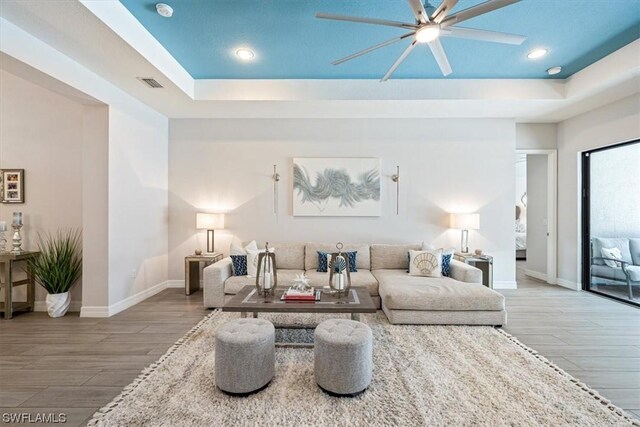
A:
601,247,623,268
246,248,275,278
409,249,443,278
230,240,258,256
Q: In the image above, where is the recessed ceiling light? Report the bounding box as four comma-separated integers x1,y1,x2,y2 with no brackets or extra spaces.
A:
527,48,548,59
415,26,440,43
547,66,562,76
236,49,255,60
156,3,173,18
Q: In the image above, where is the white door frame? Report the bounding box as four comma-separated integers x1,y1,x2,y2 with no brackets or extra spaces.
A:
516,149,558,285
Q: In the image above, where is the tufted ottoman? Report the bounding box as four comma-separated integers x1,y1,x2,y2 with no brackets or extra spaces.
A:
215,318,275,395
314,319,373,396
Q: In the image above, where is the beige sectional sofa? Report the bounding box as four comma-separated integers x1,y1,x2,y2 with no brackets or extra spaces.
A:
203,242,506,326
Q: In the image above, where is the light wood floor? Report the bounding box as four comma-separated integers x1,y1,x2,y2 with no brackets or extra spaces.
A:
1,264,638,425
501,262,640,419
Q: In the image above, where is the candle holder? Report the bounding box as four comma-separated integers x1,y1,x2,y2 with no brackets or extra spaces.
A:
255,242,278,302
328,242,351,303
0,230,6,253
11,223,23,253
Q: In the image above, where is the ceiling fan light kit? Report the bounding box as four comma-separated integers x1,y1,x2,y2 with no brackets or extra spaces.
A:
415,26,441,43
316,0,526,81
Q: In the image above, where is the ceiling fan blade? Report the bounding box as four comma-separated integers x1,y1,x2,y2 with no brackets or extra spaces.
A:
427,38,452,76
381,40,419,82
407,0,430,24
316,13,417,29
333,32,416,65
431,0,460,24
440,0,521,28
443,26,526,45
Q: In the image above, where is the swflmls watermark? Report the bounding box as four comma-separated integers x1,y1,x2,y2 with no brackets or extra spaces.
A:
2,413,67,424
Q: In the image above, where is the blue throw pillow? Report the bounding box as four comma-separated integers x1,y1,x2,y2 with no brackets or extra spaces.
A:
317,251,330,272
230,255,248,276
317,251,357,272
345,251,358,272
442,253,453,277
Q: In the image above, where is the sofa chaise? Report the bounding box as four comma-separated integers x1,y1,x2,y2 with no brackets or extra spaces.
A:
203,242,507,326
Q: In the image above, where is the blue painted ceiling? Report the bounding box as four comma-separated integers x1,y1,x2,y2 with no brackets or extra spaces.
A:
119,0,640,79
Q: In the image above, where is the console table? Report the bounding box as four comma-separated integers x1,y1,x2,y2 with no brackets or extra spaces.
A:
184,253,222,295
454,252,494,289
0,251,39,319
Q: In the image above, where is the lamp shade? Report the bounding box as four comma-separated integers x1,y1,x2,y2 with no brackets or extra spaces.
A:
196,213,224,230
450,213,480,230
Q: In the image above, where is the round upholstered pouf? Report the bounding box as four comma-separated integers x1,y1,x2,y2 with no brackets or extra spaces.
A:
215,318,275,395
314,318,373,397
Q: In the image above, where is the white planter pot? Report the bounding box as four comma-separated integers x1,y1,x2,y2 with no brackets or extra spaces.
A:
46,292,70,317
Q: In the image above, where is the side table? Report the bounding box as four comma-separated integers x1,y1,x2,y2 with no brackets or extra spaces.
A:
184,253,223,295
454,252,493,289
0,251,40,319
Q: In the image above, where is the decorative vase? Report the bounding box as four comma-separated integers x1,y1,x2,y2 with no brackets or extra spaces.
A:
255,243,277,301
328,242,351,302
46,292,70,317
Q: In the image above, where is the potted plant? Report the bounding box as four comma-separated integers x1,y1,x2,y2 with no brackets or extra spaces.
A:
27,229,82,317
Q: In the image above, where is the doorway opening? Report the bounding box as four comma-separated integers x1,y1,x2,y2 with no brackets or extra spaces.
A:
515,149,557,285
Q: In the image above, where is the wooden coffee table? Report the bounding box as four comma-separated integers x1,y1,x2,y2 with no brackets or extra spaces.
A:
222,286,376,346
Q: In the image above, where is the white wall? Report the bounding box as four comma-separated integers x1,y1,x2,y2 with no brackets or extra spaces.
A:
516,123,557,150
169,118,517,286
590,142,640,239
526,155,548,275
557,94,640,286
108,107,169,306
0,21,170,315
81,105,109,309
0,70,84,308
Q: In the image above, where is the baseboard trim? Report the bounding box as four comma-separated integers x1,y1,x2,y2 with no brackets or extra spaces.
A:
493,281,517,289
557,278,580,291
166,280,184,288
80,280,170,318
108,281,170,316
525,269,548,282
167,279,202,289
79,305,110,317
34,301,82,313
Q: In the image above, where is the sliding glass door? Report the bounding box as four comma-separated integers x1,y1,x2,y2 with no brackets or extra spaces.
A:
582,139,640,306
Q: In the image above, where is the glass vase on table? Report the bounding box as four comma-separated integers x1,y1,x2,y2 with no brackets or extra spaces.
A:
328,243,351,304
255,243,277,302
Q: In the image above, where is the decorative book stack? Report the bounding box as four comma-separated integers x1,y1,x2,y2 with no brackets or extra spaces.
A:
281,287,321,302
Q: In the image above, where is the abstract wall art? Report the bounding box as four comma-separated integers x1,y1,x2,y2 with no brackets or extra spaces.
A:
293,158,380,216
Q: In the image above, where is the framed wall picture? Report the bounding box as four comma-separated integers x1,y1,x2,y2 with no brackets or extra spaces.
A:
293,158,381,216
1,169,25,203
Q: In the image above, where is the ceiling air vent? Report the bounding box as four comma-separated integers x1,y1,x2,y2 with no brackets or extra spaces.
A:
137,77,163,88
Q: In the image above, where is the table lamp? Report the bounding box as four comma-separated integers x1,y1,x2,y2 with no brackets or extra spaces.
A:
450,213,480,254
196,213,225,253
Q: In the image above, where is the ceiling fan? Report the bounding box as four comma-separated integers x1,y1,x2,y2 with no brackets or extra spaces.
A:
316,0,526,81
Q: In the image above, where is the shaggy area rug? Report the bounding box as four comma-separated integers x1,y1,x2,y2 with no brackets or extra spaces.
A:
88,311,638,426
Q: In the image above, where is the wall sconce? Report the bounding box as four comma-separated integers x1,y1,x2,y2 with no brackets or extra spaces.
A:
391,166,400,215
273,165,280,215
